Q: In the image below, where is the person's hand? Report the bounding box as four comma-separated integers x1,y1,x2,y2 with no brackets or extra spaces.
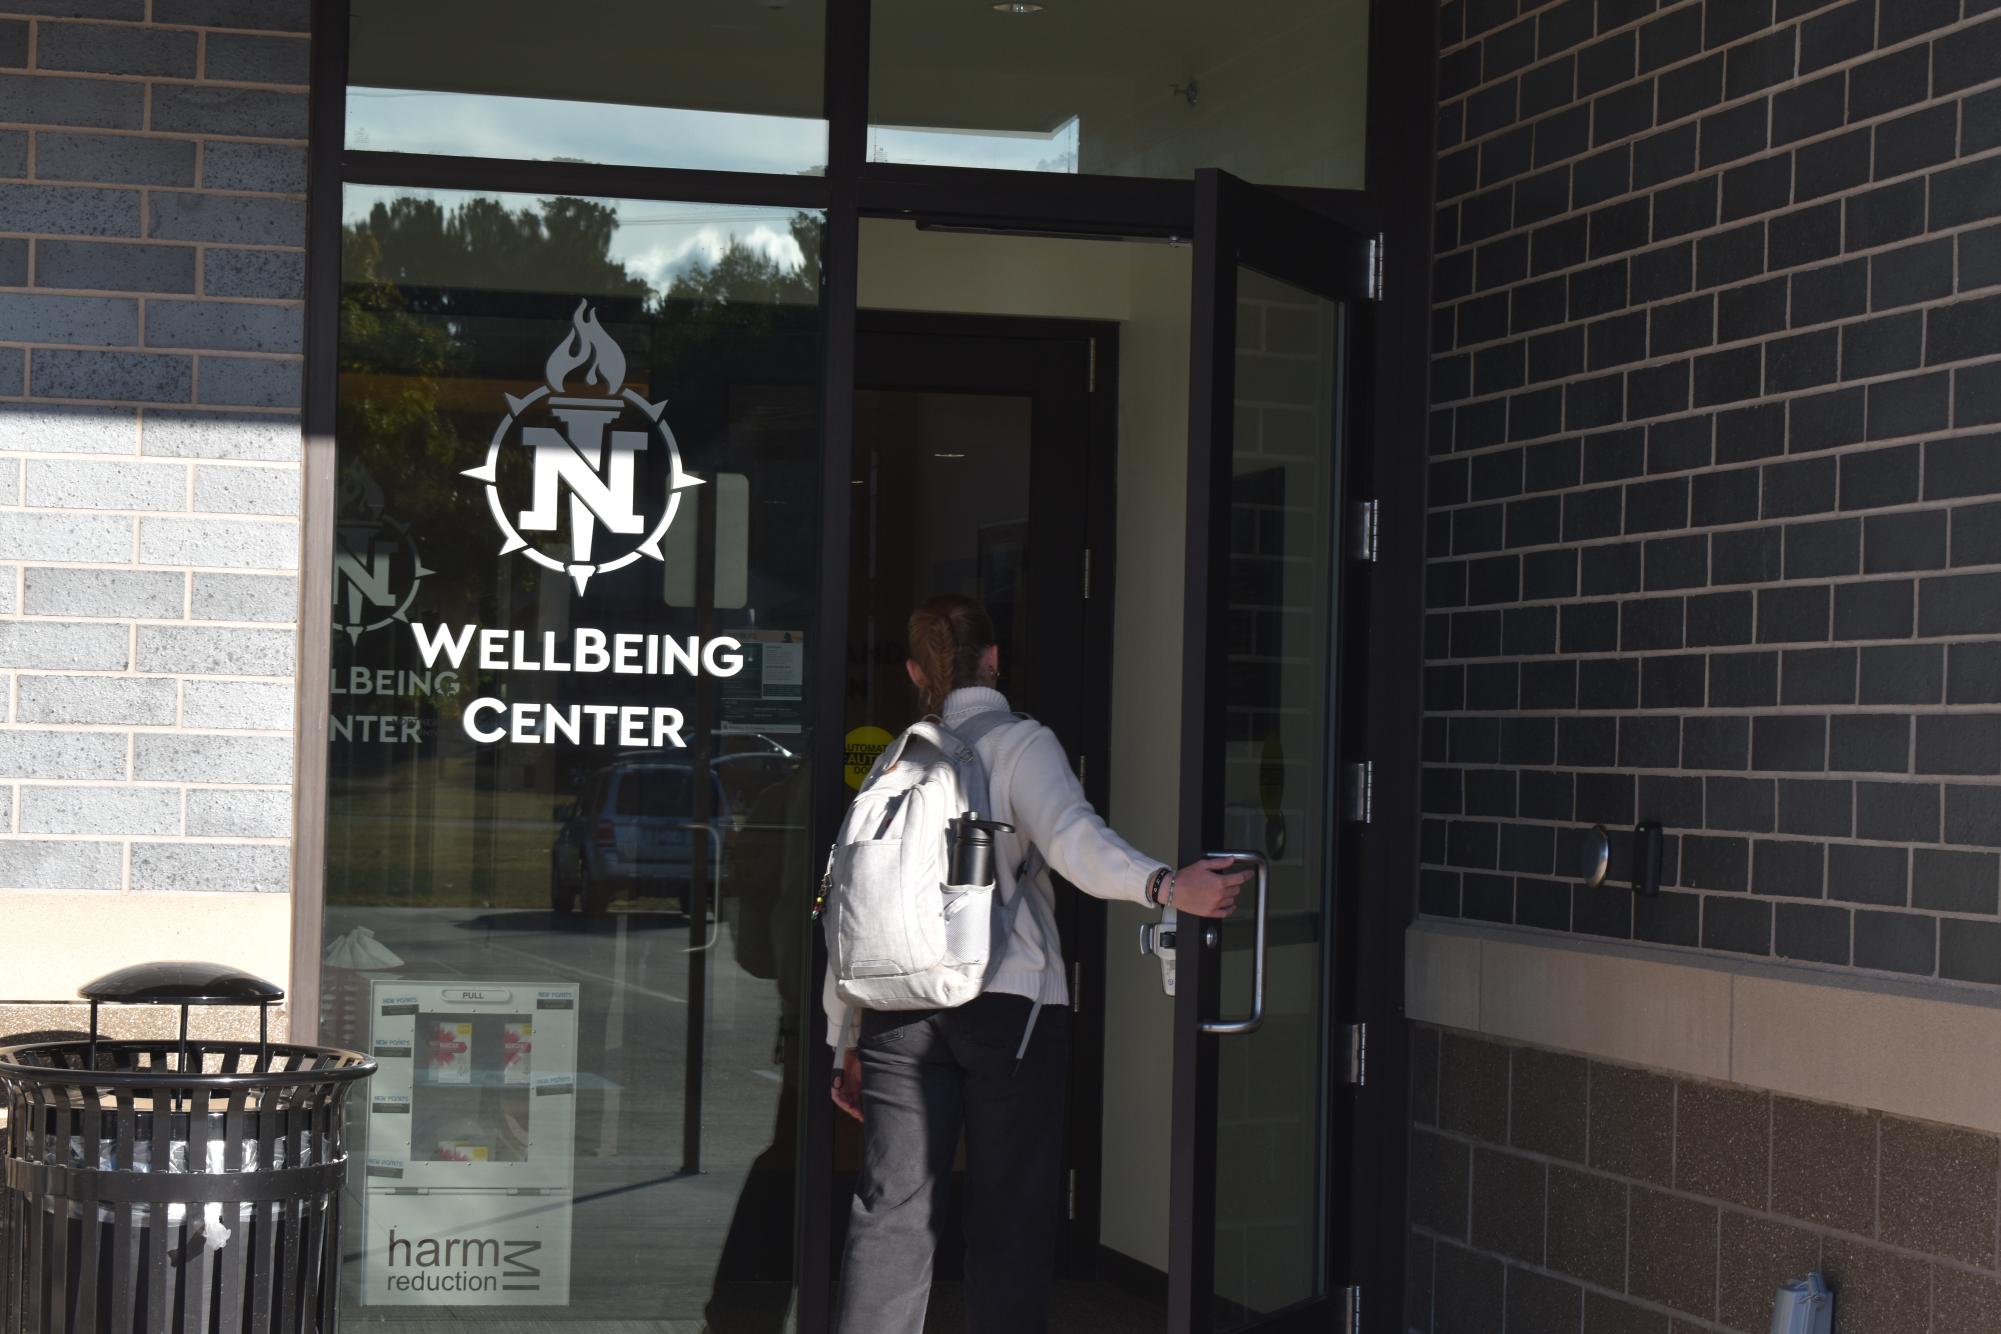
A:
1171,857,1253,918
831,1047,863,1122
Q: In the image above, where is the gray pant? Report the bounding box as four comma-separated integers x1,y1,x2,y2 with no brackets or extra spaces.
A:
834,993,1071,1334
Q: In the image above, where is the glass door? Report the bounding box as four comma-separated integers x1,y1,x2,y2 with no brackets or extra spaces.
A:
1165,169,1374,1334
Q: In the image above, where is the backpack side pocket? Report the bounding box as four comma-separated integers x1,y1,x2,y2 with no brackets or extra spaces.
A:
940,882,995,969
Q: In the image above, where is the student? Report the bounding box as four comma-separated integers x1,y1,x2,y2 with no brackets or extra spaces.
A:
825,594,1249,1334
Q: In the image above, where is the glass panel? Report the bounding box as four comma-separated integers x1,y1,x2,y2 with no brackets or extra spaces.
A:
324,185,823,1331
346,0,828,174
868,0,1368,186
845,389,1034,739
1212,265,1343,1325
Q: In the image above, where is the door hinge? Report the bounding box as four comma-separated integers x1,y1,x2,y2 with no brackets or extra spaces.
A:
1338,1022,1367,1087
1087,339,1097,392
1077,753,1087,786
1082,547,1092,599
1367,233,1384,301
1341,761,1373,824
1350,499,1378,563
1340,1284,1361,1334
1067,1168,1078,1220
1071,960,1083,1011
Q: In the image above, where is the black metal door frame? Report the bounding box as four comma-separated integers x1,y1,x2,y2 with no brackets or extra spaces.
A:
1169,168,1378,1334
302,1,1439,1330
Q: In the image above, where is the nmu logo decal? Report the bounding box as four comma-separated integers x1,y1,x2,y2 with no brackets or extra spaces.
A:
464,301,701,594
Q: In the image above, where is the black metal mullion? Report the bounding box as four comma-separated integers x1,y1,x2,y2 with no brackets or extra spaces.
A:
1168,166,1238,1334
794,4,868,1327
339,149,833,209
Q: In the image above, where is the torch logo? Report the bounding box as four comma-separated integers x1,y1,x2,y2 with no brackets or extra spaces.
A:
463,302,701,594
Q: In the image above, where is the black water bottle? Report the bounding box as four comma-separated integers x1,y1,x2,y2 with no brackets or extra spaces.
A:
948,812,1014,886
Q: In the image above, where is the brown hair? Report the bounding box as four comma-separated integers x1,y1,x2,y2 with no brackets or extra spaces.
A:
906,595,996,716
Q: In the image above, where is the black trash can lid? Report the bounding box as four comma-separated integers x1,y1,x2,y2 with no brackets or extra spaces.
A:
80,962,285,1007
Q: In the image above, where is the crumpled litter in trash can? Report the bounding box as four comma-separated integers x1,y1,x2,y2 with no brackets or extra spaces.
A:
45,1125,322,1248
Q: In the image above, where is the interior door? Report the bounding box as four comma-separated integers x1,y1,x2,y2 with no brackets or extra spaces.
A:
1166,169,1376,1334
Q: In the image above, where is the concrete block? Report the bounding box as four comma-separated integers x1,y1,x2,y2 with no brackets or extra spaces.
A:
142,410,297,461
26,459,187,512
131,841,288,893
0,729,127,779
0,130,22,178
191,571,294,621
195,356,300,409
0,467,14,504
186,787,289,837
16,674,175,725
182,678,291,729
202,248,302,299
146,301,302,355
203,33,308,85
192,464,296,516
20,784,180,835
138,515,296,569
0,404,139,455
0,238,21,285
0,621,130,670
37,23,197,78
0,294,138,347
0,74,142,130
0,184,141,237
0,511,133,562
30,349,191,403
148,193,303,246
150,85,307,139
153,0,308,31
36,240,196,294
0,839,123,891
24,568,182,619
36,132,197,188
134,731,290,784
0,19,22,67
137,624,293,676
200,142,305,195
0,349,18,395
0,565,15,613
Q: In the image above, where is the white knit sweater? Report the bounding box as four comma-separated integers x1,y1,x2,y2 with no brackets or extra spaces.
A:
823,686,1169,1049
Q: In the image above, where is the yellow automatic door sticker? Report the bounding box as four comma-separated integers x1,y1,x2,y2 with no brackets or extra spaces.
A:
845,726,894,790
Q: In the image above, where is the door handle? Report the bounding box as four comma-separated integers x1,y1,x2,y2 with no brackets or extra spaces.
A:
1199,850,1267,1036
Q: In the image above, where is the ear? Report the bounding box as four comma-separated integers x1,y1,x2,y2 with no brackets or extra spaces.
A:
981,644,999,679
905,658,926,690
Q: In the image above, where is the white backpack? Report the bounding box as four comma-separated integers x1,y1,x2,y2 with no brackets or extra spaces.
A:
821,710,1047,1012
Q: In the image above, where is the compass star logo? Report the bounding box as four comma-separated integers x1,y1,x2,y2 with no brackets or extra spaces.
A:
463,301,702,594
334,471,430,643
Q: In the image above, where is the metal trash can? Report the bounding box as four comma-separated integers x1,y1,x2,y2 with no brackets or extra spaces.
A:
0,962,374,1334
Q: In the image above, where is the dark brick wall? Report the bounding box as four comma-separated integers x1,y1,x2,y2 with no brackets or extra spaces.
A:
1422,0,2001,981
1406,1024,2001,1334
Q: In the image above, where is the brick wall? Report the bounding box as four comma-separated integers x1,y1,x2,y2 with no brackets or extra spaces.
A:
1424,0,2001,979
1408,1023,2001,1334
0,0,305,1001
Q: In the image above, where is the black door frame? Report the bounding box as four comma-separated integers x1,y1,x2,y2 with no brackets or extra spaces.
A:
847,309,1121,1283
301,1,1437,1329
1171,168,1378,1334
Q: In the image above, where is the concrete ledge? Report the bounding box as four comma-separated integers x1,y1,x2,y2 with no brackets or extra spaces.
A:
1409,920,2001,1133
0,889,291,1004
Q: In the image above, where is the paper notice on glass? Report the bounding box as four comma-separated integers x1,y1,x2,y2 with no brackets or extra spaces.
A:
503,1021,533,1085
428,1021,471,1084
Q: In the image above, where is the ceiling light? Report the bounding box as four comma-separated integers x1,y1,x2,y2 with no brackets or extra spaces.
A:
993,2,1045,12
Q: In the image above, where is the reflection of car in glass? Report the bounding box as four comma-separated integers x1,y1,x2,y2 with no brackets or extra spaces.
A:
549,747,799,915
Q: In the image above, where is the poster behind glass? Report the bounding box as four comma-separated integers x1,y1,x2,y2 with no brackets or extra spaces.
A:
325,186,823,1329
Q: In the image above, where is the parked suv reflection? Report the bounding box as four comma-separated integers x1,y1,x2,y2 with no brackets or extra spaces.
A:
550,741,799,915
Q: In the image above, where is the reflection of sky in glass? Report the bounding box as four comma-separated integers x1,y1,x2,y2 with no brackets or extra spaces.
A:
867,116,1080,173
341,186,818,301
347,86,1083,179
345,88,830,177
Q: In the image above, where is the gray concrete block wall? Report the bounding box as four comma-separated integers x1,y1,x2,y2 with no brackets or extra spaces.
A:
0,2,306,913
